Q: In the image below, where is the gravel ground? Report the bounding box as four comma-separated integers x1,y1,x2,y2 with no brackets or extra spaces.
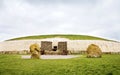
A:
21,55,80,59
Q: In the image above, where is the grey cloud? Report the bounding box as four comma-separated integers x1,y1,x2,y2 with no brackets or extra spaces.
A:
0,0,4,9
0,0,120,41
25,0,97,5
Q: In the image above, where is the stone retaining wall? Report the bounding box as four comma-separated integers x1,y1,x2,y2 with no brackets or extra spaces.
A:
0,39,120,54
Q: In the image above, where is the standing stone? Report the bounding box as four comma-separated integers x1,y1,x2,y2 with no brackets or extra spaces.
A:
30,43,40,59
58,42,68,55
41,41,52,55
86,44,102,58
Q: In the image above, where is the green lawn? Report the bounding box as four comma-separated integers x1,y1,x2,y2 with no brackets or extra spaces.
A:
6,34,110,41
0,54,120,75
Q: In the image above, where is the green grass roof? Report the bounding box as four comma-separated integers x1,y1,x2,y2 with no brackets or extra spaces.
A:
6,34,110,41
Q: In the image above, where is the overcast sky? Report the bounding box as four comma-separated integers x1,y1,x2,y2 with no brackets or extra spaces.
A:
0,0,120,41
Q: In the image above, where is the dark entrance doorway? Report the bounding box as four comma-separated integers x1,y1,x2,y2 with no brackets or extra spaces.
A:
52,46,57,51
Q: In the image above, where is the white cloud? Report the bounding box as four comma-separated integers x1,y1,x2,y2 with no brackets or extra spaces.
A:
0,0,120,41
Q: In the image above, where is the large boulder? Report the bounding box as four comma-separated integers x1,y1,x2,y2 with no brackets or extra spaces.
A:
86,44,102,58
29,43,40,59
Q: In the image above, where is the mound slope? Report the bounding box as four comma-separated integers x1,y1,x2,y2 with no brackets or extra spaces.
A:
6,34,110,41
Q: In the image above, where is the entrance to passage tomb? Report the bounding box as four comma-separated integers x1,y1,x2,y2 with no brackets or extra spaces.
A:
53,46,58,51
41,41,68,55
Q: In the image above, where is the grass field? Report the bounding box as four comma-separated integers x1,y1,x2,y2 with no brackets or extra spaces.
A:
0,54,120,75
7,34,110,41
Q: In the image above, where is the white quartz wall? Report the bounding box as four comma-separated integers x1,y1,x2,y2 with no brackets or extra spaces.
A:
0,40,120,52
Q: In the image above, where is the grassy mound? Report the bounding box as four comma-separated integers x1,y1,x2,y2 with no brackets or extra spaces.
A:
6,34,109,41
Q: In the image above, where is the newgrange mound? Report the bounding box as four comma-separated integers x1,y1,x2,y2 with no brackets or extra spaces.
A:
0,34,120,54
